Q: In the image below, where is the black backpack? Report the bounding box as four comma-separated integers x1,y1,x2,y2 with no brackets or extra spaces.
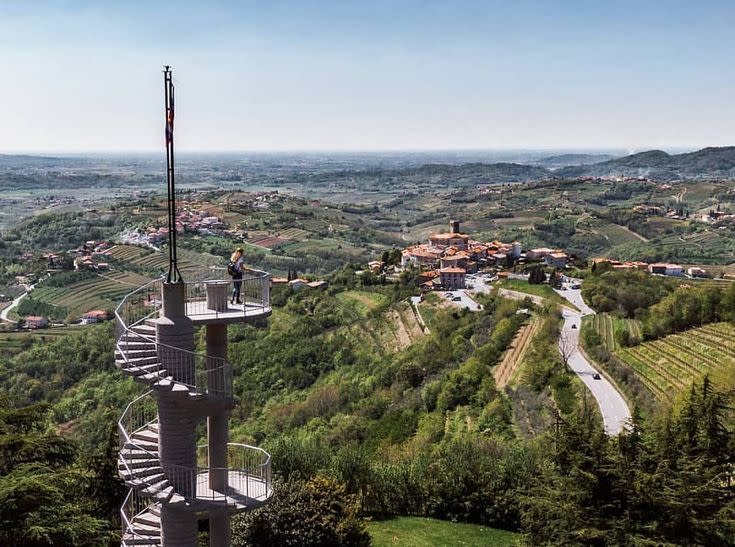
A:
227,261,236,276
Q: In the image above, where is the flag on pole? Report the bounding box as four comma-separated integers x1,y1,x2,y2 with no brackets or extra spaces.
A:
166,84,174,144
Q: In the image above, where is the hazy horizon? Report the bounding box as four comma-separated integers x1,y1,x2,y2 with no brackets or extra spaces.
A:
2,1,734,153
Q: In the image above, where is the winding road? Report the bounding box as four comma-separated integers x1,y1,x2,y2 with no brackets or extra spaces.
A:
0,283,35,323
470,277,631,435
554,282,631,435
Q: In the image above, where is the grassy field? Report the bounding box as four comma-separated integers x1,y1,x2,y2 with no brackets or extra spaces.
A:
583,313,642,351
496,279,578,311
336,290,388,317
367,517,519,547
615,322,735,402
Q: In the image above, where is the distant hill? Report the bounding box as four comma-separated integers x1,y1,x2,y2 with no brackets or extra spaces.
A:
0,154,74,168
558,146,735,180
534,153,617,169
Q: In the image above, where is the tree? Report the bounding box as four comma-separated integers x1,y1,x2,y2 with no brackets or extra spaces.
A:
231,476,369,547
558,331,576,372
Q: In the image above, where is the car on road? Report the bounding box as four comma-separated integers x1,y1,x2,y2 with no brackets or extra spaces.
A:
571,324,577,329
592,373,601,380
452,296,462,302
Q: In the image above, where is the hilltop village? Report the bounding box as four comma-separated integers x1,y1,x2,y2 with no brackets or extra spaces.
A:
397,220,726,293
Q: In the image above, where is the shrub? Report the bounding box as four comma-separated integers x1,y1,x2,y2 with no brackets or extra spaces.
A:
231,476,370,547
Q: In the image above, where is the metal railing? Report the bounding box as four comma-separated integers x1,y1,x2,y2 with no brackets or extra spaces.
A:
183,267,270,320
120,489,157,546
118,394,272,507
116,332,233,400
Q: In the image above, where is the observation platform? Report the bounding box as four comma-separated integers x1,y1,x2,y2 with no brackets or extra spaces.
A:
195,471,272,511
186,299,272,326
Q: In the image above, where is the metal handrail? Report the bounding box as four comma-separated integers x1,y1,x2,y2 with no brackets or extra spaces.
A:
118,393,272,506
120,489,156,546
114,276,236,401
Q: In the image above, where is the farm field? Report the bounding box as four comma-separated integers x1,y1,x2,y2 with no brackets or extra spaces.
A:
108,244,200,272
615,322,735,402
340,300,425,354
494,316,539,388
583,313,642,351
30,271,152,318
367,516,519,547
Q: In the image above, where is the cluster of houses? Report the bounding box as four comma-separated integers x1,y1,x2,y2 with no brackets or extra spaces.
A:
592,258,708,278
23,308,110,330
122,202,233,248
401,220,571,290
71,240,112,271
271,277,328,290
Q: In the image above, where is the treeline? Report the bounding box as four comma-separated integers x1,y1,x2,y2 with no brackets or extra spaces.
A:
0,398,125,546
582,269,672,318
582,268,735,340
522,377,734,545
642,282,735,339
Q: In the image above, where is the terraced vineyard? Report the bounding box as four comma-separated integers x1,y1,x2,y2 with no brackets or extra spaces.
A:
108,244,199,272
584,313,642,351
31,271,152,317
615,322,735,402
494,317,539,388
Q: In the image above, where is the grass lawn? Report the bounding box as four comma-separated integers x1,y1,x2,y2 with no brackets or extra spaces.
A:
497,279,579,311
367,517,519,547
336,290,388,317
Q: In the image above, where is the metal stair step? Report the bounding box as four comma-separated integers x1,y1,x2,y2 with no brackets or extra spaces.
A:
139,370,168,383
115,340,156,359
137,473,166,486
122,363,163,376
118,355,160,367
120,465,163,477
116,349,158,359
126,440,158,452
134,509,162,528
131,523,161,537
122,534,161,546
120,448,159,460
153,377,175,390
142,479,170,496
153,485,174,503
131,429,158,443
118,457,158,470
131,324,156,335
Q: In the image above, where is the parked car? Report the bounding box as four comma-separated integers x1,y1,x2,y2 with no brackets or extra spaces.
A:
452,296,462,302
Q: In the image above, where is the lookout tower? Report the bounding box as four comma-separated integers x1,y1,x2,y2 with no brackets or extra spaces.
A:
115,67,273,547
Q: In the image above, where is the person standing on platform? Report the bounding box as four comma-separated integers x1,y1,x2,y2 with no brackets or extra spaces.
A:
229,247,245,304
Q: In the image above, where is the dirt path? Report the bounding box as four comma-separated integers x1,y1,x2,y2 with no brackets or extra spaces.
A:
675,186,688,203
494,318,539,388
616,223,649,242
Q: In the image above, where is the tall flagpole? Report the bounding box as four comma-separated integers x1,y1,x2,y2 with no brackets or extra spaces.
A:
164,65,182,283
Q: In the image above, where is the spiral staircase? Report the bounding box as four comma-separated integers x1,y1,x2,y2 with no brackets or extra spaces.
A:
115,269,273,546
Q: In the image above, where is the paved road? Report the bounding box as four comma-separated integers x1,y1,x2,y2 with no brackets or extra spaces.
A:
0,284,34,323
555,281,631,435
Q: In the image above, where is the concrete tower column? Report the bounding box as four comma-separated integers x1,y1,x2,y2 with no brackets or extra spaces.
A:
157,282,199,547
206,322,230,547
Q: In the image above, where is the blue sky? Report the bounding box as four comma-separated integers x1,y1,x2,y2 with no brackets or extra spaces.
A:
1,1,734,152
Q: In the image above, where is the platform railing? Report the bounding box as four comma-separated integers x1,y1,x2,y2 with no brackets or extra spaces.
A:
183,267,270,320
